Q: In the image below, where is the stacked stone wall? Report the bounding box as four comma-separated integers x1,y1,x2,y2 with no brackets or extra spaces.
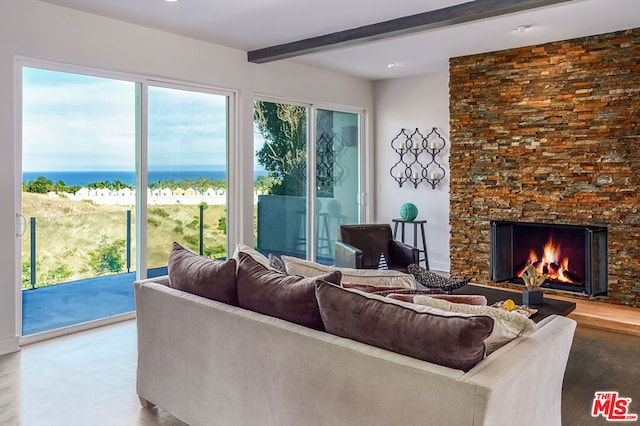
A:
449,27,640,307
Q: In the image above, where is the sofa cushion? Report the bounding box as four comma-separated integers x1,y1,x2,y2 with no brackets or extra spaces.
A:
232,242,278,271
282,255,415,288
342,282,408,294
236,252,341,331
429,294,488,306
387,294,488,306
413,295,536,354
315,281,494,372
168,242,238,305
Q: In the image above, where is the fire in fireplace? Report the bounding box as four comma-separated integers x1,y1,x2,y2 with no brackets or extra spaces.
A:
491,221,608,296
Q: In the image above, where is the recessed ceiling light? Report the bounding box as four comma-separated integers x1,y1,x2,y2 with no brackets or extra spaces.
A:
514,25,531,33
386,63,398,69
164,0,179,2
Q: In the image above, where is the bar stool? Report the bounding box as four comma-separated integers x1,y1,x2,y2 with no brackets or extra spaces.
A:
293,211,332,256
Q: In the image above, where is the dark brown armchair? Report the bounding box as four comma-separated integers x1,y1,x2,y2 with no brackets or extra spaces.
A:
334,224,419,273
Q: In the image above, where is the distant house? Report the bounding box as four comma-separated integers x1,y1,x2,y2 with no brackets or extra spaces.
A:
75,188,90,197
173,188,185,196
118,188,133,197
204,187,216,197
161,188,172,197
185,188,196,196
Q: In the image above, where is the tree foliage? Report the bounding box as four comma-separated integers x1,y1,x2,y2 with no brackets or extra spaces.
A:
254,102,307,196
87,180,132,191
23,176,80,194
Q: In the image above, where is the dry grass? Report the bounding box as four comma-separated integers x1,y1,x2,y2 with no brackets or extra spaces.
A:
21,193,227,288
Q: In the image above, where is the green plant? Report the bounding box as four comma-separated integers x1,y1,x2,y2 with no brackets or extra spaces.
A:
39,263,73,285
217,216,226,233
150,208,170,218
89,236,126,275
186,217,199,230
147,217,161,227
21,261,32,287
183,235,199,247
204,244,226,259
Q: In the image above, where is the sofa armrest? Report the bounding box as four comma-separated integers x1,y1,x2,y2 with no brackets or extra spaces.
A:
135,275,170,286
389,240,420,268
462,314,577,426
334,241,363,268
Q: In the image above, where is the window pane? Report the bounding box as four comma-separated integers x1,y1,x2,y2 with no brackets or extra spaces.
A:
316,110,360,264
21,67,136,334
147,86,228,274
254,101,309,258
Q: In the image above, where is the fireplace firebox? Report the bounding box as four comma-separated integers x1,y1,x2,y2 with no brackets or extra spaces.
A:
490,221,608,296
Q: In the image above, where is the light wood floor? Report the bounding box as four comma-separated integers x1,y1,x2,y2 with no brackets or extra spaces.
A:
0,320,185,426
1,318,639,425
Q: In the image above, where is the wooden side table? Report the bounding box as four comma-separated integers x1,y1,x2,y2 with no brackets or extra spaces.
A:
392,219,429,270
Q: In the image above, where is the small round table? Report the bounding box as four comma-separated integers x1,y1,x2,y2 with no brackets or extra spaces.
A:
392,219,429,270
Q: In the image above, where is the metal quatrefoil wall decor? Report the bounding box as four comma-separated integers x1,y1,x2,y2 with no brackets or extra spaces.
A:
389,127,446,189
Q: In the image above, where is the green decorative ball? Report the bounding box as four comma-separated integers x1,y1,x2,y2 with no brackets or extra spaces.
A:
400,203,418,221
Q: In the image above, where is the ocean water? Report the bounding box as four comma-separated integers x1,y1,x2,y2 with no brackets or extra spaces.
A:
23,170,267,187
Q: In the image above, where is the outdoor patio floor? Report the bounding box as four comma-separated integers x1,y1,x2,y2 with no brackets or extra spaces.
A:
22,267,167,335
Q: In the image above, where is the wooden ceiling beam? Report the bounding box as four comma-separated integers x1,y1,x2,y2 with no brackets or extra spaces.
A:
247,0,574,63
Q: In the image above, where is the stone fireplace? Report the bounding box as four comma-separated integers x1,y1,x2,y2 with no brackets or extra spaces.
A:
490,220,608,296
449,27,640,308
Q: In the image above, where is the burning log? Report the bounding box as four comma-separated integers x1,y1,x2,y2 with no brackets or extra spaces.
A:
564,270,583,284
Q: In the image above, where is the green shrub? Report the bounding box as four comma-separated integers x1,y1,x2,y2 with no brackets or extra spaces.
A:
89,236,126,275
183,235,199,247
217,216,226,233
22,261,32,287
40,263,73,285
148,217,161,227
150,208,170,218
205,244,226,259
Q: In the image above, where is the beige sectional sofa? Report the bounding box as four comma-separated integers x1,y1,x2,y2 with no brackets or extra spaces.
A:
135,249,577,426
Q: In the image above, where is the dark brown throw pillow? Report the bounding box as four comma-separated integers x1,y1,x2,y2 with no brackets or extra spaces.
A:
168,242,238,305
315,281,494,372
236,252,341,331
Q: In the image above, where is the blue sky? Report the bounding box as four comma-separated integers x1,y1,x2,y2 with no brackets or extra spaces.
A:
22,67,244,172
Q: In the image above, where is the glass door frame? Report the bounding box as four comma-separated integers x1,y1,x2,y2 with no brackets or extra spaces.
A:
14,57,237,343
141,79,236,276
254,95,368,261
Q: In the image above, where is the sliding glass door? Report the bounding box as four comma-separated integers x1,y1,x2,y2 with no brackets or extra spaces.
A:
254,101,309,259
147,84,229,277
254,100,361,264
315,109,360,263
21,67,137,335
19,64,231,336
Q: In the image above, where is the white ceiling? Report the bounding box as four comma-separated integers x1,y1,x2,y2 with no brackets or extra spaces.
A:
40,0,640,80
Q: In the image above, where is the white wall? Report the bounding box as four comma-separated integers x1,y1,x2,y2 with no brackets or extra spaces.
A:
0,0,374,354
374,71,450,272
